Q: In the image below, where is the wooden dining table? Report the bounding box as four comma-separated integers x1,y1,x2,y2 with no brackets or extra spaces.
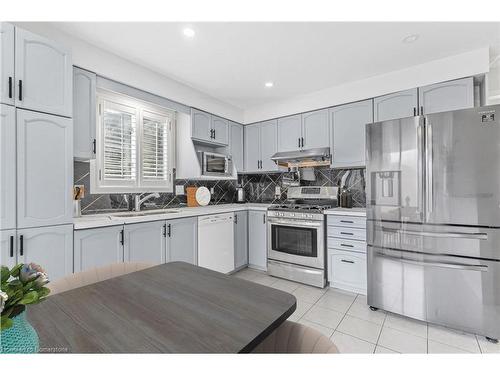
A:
28,262,297,353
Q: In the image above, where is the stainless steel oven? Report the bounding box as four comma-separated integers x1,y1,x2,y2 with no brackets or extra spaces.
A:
199,151,232,177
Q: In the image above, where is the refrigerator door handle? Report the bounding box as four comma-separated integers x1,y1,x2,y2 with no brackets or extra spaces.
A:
417,119,424,218
375,252,488,272
425,120,433,220
378,227,488,240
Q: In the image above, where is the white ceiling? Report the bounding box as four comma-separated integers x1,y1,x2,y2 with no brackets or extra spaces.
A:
52,22,500,110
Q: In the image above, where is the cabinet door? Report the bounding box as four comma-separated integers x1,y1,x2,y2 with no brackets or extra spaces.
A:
328,249,367,294
302,109,329,149
234,211,248,269
1,229,17,269
229,122,244,172
16,109,73,228
191,109,212,142
244,124,261,173
124,221,166,265
15,27,72,117
260,120,278,172
73,67,96,160
18,225,73,282
167,217,198,265
330,99,373,168
212,115,229,145
374,88,418,122
419,77,474,115
277,115,302,152
0,23,15,105
74,226,124,272
0,104,16,230
248,211,267,270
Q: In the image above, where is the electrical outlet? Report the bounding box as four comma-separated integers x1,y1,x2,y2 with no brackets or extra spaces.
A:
210,187,215,194
175,185,185,195
275,186,281,197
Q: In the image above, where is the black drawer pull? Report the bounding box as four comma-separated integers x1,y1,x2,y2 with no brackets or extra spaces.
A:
19,235,24,256
92,139,96,154
120,229,124,245
18,80,22,101
8,77,13,98
340,220,354,224
9,235,14,257
167,224,171,237
340,243,354,248
340,232,354,236
341,259,355,264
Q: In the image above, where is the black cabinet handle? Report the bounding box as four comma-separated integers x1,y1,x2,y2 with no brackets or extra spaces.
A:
19,235,24,256
9,236,14,257
420,106,424,115
413,107,417,116
234,214,238,224
120,229,124,245
213,129,216,139
298,138,301,148
8,77,12,98
341,259,355,264
167,224,172,237
263,214,266,224
340,243,354,248
92,139,96,154
163,224,167,237
18,80,22,101
340,220,354,224
301,137,304,148
340,232,354,236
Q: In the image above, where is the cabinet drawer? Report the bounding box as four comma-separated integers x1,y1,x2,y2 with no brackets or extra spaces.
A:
327,215,366,228
327,226,366,241
328,237,366,253
328,249,367,294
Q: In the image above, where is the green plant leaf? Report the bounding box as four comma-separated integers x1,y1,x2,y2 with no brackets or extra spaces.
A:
1,266,10,283
23,280,35,291
37,287,50,298
10,263,23,277
1,307,13,318
1,315,13,331
9,279,22,288
19,290,38,305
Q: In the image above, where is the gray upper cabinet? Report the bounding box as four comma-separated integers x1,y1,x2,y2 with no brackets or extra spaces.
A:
229,121,244,173
0,23,15,106
277,114,302,152
212,115,229,145
191,109,229,146
0,104,16,230
248,210,267,270
73,67,96,160
374,88,418,122
302,109,329,149
18,224,73,281
244,124,261,173
167,217,198,265
260,120,279,172
74,226,124,272
234,211,248,269
15,27,72,117
124,221,166,265
16,109,73,229
0,229,17,269
330,99,373,168
419,77,474,115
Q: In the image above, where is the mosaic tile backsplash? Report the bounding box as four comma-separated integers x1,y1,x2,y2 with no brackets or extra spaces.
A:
75,162,365,215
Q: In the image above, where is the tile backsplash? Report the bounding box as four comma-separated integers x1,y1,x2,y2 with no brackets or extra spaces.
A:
75,162,365,215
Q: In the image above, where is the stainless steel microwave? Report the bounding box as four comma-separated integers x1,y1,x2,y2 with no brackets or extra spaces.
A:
199,151,233,177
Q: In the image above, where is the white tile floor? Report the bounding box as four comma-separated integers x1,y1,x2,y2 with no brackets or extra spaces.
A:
233,267,499,354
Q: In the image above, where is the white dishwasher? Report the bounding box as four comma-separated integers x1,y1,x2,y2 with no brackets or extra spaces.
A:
198,212,235,274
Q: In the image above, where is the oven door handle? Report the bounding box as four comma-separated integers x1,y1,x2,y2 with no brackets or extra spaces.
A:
374,252,488,272
268,219,323,228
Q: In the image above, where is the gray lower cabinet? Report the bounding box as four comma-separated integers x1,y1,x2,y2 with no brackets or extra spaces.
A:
234,211,248,269
17,224,73,281
74,226,124,272
374,88,418,122
124,221,166,265
73,67,96,160
166,217,198,265
248,210,267,270
419,77,474,115
0,229,17,269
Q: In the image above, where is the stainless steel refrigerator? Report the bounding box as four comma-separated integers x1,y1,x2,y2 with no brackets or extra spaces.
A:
366,105,500,342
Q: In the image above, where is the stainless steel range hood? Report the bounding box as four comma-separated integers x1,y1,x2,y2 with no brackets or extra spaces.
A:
271,147,331,168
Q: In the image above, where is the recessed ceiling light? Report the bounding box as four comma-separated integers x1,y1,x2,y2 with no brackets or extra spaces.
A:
402,34,419,44
265,82,274,88
183,28,195,38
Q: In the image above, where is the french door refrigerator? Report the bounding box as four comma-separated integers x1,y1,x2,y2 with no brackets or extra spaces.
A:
366,105,500,341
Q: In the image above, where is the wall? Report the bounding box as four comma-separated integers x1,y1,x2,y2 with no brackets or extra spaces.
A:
243,47,490,123
14,22,245,123
76,161,365,214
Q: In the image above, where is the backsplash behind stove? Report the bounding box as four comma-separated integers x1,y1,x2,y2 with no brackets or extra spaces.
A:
74,162,365,215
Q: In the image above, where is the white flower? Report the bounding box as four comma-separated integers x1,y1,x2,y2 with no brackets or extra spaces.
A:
0,290,8,313
20,263,48,285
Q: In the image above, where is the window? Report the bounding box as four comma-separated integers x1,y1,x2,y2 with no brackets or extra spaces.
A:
91,90,175,193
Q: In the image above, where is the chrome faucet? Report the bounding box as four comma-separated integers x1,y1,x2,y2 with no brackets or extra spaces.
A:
134,193,160,211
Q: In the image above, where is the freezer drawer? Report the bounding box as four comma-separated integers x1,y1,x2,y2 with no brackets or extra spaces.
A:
367,245,500,339
368,220,500,261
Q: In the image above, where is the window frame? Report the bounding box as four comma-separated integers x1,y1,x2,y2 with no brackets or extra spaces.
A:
91,90,176,194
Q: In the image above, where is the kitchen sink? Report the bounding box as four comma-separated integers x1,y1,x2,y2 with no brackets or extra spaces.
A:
110,210,180,218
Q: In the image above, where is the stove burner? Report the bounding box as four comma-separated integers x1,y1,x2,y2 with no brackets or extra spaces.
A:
269,203,335,212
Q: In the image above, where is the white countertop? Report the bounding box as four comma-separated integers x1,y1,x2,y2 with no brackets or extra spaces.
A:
324,207,366,217
73,203,271,230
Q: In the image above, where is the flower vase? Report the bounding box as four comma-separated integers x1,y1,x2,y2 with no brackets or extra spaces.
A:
0,311,39,353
